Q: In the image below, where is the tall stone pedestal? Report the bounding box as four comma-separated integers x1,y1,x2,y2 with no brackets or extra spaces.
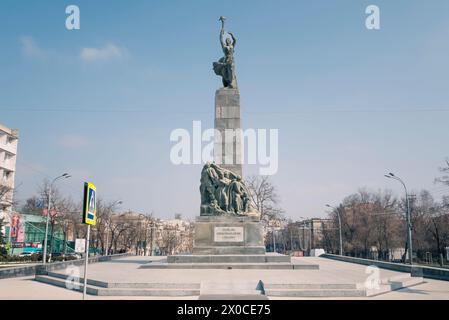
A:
166,215,295,265
214,88,242,177
193,216,265,255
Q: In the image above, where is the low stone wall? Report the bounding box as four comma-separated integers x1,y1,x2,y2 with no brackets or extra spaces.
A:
0,253,131,279
0,264,39,279
322,254,449,281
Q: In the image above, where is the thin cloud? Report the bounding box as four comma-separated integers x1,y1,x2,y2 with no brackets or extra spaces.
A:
80,43,125,62
19,36,46,59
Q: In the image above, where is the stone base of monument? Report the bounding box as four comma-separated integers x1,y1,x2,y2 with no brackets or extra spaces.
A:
137,216,319,269
157,215,311,269
192,216,265,256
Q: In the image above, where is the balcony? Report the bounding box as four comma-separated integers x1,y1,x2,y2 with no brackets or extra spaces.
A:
0,159,16,172
0,133,18,155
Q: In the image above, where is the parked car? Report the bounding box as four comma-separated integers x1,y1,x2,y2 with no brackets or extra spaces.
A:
18,252,33,258
67,253,82,259
51,252,64,257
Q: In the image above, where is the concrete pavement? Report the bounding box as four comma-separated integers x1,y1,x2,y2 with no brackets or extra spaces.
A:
0,256,448,299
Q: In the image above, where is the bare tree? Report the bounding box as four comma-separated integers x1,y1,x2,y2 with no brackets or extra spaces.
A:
325,185,449,264
21,196,44,215
412,190,449,265
330,189,404,259
0,185,12,203
157,226,179,255
0,182,19,209
245,175,283,224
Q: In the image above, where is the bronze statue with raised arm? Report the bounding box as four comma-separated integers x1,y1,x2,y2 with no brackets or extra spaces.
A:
213,16,238,89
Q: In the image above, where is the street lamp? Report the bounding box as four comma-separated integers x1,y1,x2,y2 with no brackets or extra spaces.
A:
298,216,312,254
385,172,413,265
104,200,122,256
326,204,343,256
137,213,148,256
42,173,71,265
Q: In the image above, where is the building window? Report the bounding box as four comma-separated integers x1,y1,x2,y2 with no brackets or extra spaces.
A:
3,170,11,181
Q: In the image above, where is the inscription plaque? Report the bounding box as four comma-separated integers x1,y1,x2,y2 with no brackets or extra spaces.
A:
214,227,244,242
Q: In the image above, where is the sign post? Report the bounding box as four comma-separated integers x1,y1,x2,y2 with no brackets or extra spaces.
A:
82,182,96,300
75,239,86,254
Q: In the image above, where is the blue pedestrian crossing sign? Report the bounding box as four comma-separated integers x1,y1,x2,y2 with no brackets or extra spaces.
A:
82,182,97,226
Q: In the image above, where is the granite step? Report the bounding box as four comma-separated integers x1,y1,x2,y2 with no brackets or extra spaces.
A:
167,254,291,264
265,275,425,297
265,288,367,297
46,271,201,289
264,283,358,290
140,262,313,270
199,280,265,297
34,275,200,296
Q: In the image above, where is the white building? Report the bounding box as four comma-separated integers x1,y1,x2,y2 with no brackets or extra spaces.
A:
0,123,19,232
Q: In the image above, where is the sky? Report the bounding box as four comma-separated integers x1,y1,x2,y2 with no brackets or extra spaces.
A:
1,0,449,220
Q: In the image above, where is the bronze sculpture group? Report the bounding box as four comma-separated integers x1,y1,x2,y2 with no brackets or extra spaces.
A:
200,162,259,217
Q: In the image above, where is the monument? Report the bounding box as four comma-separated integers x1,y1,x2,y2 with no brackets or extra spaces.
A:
213,16,242,177
167,17,291,265
194,17,265,256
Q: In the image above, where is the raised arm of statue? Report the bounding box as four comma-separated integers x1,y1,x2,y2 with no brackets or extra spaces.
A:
229,32,236,47
219,17,226,49
220,30,225,49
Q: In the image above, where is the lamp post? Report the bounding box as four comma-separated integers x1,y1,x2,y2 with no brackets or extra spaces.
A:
149,221,156,256
42,173,70,265
297,216,312,254
104,200,122,256
326,204,343,256
137,213,147,256
385,172,413,265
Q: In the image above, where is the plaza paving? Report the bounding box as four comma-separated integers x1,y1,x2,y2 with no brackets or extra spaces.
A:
0,256,448,299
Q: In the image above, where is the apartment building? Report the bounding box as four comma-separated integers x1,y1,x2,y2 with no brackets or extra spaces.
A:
0,123,19,228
